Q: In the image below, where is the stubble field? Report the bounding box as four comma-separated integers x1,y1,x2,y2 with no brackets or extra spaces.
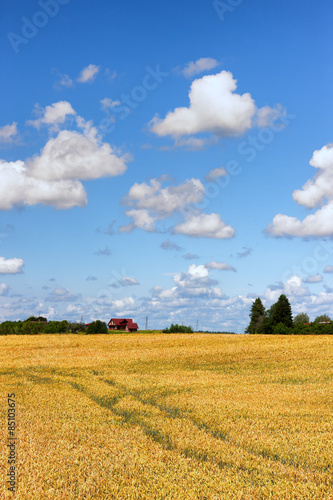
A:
0,333,332,499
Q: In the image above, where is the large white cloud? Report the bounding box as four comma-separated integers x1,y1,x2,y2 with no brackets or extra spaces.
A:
173,213,235,239
149,70,256,138
120,177,235,238
0,257,24,274
0,110,128,210
267,144,333,237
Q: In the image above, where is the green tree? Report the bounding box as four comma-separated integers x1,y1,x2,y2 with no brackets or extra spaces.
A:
313,314,331,323
294,312,310,326
245,298,265,334
86,320,108,334
271,294,293,328
163,324,193,333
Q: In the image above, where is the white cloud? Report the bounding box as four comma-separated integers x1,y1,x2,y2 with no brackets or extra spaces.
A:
182,58,220,78
100,98,121,110
205,167,227,181
110,277,139,288
267,144,333,237
0,257,24,274
0,122,18,143
149,70,256,138
27,101,76,130
47,287,81,302
0,122,128,210
173,213,235,239
324,265,333,273
205,261,236,271
304,274,323,283
77,64,100,83
120,177,205,232
256,104,285,127
54,73,74,90
161,240,182,251
0,283,9,295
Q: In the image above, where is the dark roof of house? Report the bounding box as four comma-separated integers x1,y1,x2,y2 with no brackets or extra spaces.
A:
128,323,138,329
109,318,133,325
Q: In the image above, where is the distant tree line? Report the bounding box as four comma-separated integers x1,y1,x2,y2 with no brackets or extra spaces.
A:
0,317,108,335
163,323,194,333
246,294,333,334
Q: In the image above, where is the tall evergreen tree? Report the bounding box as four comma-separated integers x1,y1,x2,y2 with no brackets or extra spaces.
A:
245,298,265,334
271,294,293,328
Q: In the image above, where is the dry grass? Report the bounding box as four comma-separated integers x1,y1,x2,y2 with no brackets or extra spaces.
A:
1,333,333,499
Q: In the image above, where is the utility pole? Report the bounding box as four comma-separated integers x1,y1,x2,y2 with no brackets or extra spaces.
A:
196,319,198,332
145,316,148,330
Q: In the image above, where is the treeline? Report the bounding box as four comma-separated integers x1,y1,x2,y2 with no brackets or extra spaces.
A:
163,323,193,333
246,294,333,334
0,317,87,335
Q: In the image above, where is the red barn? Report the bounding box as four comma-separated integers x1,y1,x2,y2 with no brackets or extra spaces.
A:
108,318,138,332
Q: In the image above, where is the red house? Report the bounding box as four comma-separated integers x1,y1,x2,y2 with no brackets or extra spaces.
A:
108,318,138,332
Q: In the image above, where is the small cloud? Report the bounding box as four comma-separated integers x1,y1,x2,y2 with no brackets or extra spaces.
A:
304,274,323,283
109,276,139,288
236,247,252,258
42,285,51,290
94,246,111,256
161,239,182,251
52,69,74,90
205,167,227,181
183,253,199,260
0,122,18,144
47,287,81,302
181,58,220,78
86,275,98,281
100,98,121,110
77,64,100,83
27,101,76,130
205,261,236,272
324,265,333,273
174,213,235,239
105,69,117,82
0,257,24,274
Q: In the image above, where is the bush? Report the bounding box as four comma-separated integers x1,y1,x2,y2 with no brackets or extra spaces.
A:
163,323,193,333
273,323,292,335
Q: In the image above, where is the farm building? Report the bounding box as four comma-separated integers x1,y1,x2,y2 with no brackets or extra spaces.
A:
108,318,138,332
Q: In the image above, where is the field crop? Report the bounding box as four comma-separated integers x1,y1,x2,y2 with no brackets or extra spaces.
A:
0,333,333,499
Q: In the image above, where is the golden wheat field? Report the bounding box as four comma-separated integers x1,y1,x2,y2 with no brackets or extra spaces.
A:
1,333,333,500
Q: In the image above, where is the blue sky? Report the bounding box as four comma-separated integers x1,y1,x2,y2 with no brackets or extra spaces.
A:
1,0,333,332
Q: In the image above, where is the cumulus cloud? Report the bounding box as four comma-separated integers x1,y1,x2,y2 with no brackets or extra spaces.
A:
0,122,18,143
304,274,323,283
120,177,205,232
173,213,235,239
0,257,24,274
181,57,220,78
205,261,236,271
27,101,76,130
77,64,100,83
324,265,333,273
267,144,333,237
149,70,256,138
161,240,182,251
256,104,285,127
0,112,128,210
